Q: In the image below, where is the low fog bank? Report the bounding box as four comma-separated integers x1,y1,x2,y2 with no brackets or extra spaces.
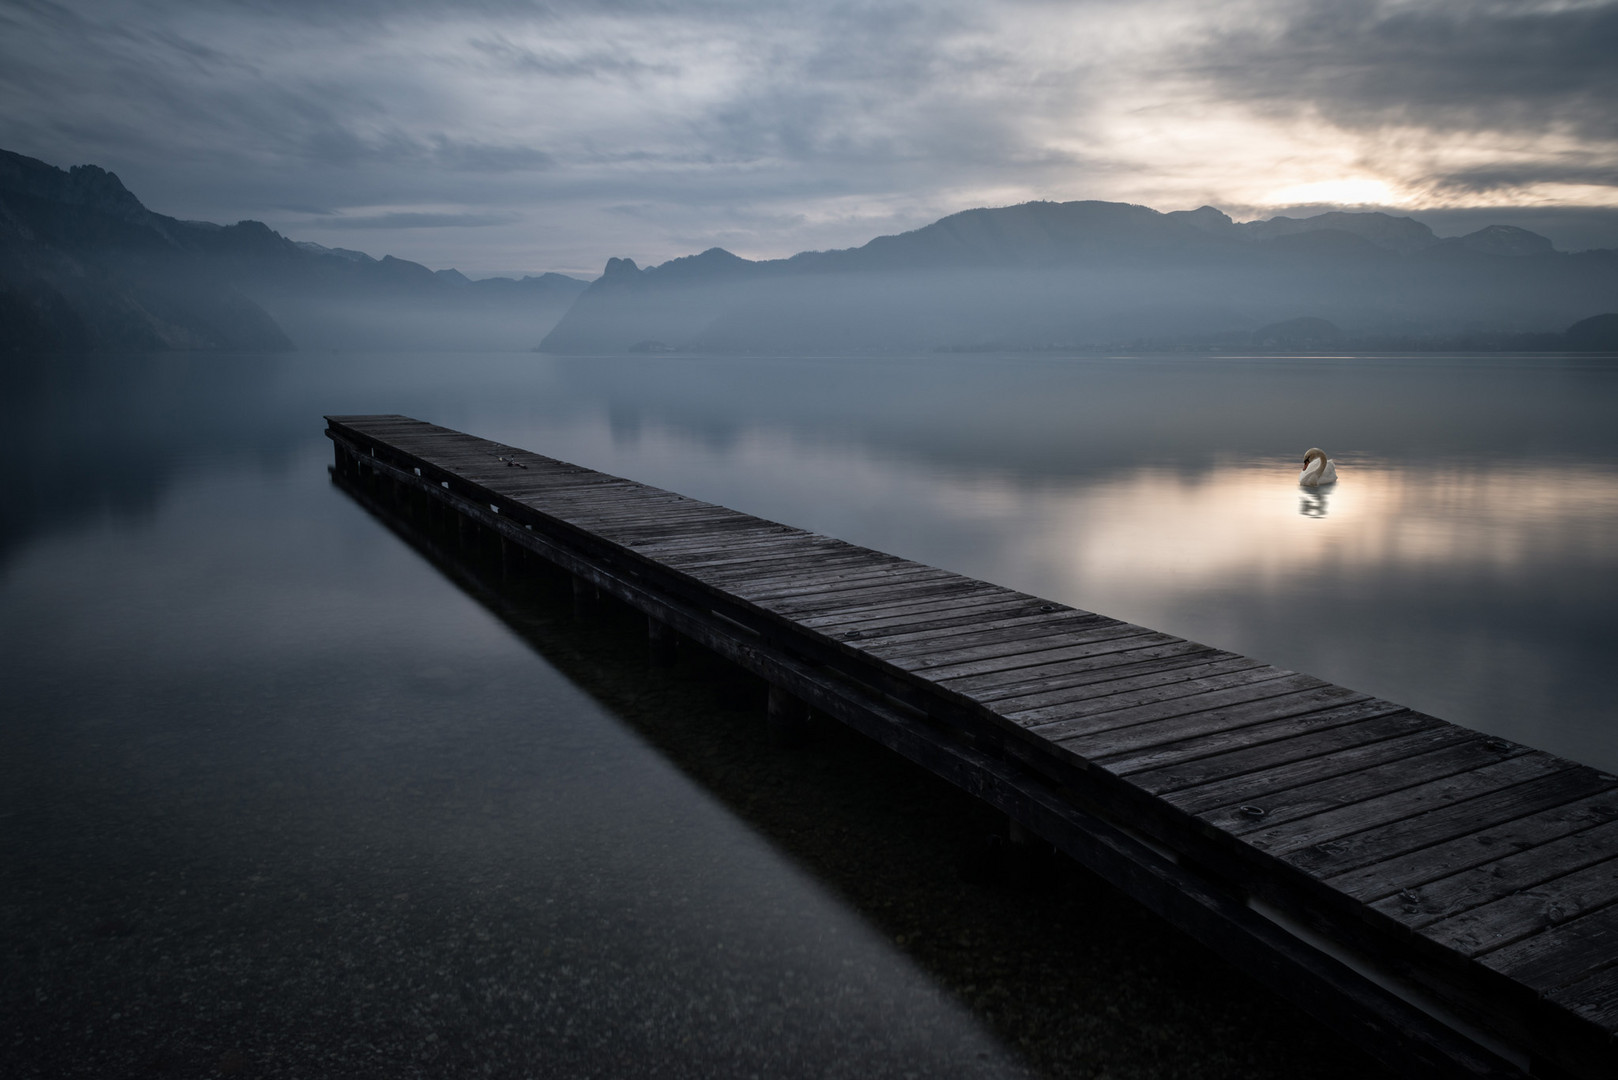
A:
532,353,1618,482
248,296,579,354
9,350,1614,572
244,261,585,353
542,203,1618,355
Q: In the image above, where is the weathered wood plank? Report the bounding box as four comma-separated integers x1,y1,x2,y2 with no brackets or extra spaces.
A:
732,564,961,604
599,507,796,536
1281,769,1618,884
1356,803,1618,918
1032,673,1340,741
1060,691,1391,766
871,620,1151,672
1550,962,1618,1031
1420,856,1618,957
465,455,625,480
942,641,1226,700
1003,664,1297,728
1123,708,1443,794
858,611,1111,659
535,494,750,528
487,469,639,494
802,599,1078,647
691,548,901,584
1158,723,1481,818
1092,699,1411,777
1197,738,1530,834
764,578,1012,619
573,505,760,536
648,534,859,570
1221,752,1578,857
746,574,982,620
850,606,1099,650
1479,901,1618,994
906,629,1176,683
797,592,1046,634
420,450,572,474
705,565,934,603
811,610,1098,657
596,509,761,539
657,535,850,568
982,654,1268,715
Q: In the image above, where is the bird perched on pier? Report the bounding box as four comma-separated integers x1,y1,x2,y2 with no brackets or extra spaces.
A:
1299,448,1338,487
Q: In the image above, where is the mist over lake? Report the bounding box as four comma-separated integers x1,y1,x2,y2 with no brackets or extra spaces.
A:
10,349,1617,768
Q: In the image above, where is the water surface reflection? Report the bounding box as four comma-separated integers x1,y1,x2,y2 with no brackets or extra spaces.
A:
1,440,1033,1079
498,394,1618,772
4,349,1616,1075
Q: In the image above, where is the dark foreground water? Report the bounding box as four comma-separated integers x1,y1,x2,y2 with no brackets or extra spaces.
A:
5,350,1617,1078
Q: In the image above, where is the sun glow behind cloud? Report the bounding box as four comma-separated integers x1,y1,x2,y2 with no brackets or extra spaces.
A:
1262,178,1401,207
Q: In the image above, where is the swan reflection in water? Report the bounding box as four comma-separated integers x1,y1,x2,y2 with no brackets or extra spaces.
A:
1298,447,1337,517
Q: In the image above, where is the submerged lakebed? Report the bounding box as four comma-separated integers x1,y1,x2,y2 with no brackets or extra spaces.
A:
5,350,1617,1077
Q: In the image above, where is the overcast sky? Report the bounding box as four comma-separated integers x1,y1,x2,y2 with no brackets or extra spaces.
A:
2,0,1615,276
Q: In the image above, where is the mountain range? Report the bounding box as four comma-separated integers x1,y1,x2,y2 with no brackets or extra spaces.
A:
0,148,586,353
541,201,1618,354
3,147,1615,356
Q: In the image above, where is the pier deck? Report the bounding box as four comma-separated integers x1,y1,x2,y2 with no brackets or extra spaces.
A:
327,414,1618,1079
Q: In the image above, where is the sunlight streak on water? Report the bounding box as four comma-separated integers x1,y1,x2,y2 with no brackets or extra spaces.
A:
1053,460,1618,585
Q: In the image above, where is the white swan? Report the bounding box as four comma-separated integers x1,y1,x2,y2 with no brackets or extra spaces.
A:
1299,447,1338,487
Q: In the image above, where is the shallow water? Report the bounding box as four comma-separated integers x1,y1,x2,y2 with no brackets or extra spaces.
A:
4,349,1616,1076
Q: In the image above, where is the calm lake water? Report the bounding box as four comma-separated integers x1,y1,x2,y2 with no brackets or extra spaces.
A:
5,350,1617,1078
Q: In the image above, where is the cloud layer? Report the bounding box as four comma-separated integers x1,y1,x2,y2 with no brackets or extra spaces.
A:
2,0,1615,274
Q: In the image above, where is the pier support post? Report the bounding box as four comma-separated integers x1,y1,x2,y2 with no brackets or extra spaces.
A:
572,574,599,616
1008,818,1032,848
647,616,679,667
766,684,811,744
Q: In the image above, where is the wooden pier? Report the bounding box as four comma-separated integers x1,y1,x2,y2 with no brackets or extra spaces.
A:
327,414,1618,1079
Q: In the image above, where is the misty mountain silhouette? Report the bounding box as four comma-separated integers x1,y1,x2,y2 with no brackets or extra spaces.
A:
1567,313,1618,350
541,200,1618,354
5,147,1615,356
0,150,292,351
0,149,586,352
